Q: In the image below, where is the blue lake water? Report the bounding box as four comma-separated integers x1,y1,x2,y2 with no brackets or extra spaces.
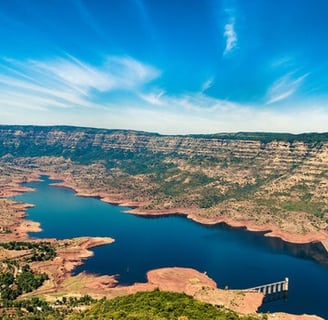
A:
13,176,328,318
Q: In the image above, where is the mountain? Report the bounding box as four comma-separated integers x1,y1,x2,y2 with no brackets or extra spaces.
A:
0,125,327,238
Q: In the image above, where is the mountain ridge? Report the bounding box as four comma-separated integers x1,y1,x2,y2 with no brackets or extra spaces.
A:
1,124,328,142
0,124,327,241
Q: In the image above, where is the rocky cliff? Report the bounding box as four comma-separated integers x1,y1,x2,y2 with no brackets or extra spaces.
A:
0,125,327,238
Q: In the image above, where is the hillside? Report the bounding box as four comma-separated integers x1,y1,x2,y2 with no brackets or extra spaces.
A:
0,290,266,320
0,125,328,240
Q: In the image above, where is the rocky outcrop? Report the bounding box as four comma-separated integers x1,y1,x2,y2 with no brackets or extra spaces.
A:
0,125,327,239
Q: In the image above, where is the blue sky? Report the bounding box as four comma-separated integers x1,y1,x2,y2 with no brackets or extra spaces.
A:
0,0,327,134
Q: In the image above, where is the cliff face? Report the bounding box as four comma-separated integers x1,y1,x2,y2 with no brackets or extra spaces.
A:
0,125,327,236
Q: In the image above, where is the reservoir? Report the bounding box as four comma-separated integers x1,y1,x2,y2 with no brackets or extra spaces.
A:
13,176,328,318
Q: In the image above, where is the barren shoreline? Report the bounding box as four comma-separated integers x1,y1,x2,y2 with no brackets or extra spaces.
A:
129,208,328,246
47,173,328,251
0,174,325,319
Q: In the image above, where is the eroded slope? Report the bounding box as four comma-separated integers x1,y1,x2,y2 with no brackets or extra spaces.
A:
0,125,327,238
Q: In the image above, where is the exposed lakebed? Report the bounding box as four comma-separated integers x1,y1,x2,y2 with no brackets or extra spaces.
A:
13,176,328,318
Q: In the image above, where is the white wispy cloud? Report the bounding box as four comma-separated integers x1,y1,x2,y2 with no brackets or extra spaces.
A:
270,56,293,69
0,90,68,110
0,54,326,135
139,90,165,106
223,20,237,55
169,93,238,114
31,57,115,95
105,56,160,88
92,94,328,134
201,78,214,93
0,55,160,113
266,72,309,104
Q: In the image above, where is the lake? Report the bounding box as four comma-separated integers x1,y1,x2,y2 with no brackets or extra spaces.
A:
13,176,328,318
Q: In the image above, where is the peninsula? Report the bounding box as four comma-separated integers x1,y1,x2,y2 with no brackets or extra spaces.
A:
1,125,327,247
0,125,326,319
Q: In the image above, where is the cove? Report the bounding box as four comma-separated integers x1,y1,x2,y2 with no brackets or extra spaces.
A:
13,176,328,318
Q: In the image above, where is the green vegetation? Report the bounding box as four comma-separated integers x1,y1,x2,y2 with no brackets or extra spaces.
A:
1,124,327,236
0,241,56,262
0,264,48,301
0,291,268,320
1,125,327,162
0,297,63,319
189,131,328,144
56,295,97,307
1,125,326,318
114,152,176,175
0,242,55,302
0,227,12,234
280,200,325,217
0,295,99,319
66,291,266,320
200,187,223,208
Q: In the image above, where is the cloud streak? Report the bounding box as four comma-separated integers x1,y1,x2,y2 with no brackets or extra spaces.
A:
266,72,309,104
223,20,237,55
201,78,214,93
86,95,328,135
0,55,160,112
0,53,326,135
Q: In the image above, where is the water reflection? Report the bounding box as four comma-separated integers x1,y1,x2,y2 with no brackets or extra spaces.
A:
262,236,328,266
12,176,328,317
263,291,288,304
206,222,328,267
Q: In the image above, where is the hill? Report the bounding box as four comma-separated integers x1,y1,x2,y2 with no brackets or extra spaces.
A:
0,125,327,242
0,290,266,320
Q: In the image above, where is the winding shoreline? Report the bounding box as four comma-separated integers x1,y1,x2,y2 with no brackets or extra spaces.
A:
47,173,328,251
2,171,328,255
128,208,328,246
0,173,325,319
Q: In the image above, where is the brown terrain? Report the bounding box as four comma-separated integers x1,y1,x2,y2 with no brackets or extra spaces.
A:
1,127,326,245
0,168,324,319
0,126,327,319
0,230,322,320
